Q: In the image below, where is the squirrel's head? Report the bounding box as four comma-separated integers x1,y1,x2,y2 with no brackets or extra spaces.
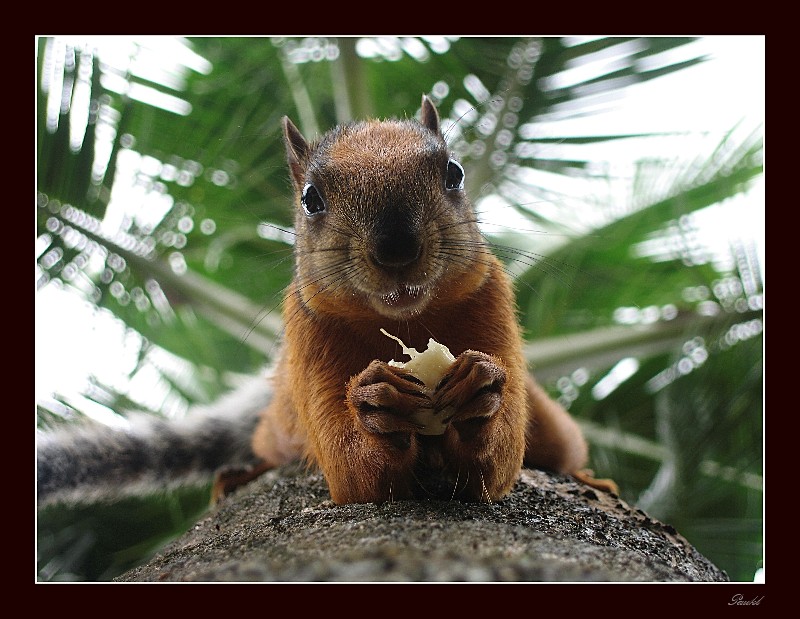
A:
282,95,488,320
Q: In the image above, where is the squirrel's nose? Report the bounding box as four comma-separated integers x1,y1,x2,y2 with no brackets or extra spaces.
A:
371,229,422,269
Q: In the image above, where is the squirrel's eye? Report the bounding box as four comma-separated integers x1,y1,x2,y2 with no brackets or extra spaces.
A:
445,159,465,191
301,183,326,216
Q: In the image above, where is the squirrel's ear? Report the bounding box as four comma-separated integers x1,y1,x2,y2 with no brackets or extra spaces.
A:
420,94,441,136
283,116,309,188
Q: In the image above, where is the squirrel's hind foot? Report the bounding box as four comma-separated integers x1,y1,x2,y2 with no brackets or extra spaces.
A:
571,469,619,496
211,460,272,504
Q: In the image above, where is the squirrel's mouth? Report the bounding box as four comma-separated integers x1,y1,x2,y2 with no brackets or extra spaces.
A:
376,284,430,315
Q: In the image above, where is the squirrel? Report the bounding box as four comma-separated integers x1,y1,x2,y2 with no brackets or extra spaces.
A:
36,95,615,508
213,95,616,504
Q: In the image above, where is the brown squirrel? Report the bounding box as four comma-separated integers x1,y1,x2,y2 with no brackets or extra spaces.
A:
216,95,616,504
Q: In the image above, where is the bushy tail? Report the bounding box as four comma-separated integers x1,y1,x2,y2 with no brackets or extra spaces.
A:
37,376,271,506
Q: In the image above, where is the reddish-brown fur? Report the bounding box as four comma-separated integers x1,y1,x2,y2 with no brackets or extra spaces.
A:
235,96,615,504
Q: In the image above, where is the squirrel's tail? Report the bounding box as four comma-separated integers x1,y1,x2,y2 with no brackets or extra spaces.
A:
37,376,270,507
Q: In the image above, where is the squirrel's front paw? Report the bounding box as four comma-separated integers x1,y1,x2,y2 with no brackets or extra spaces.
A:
433,351,506,430
347,360,431,436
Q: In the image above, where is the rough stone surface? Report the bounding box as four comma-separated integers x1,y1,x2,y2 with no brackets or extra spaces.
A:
116,464,728,582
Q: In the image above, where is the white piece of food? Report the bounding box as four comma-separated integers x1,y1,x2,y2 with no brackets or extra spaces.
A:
381,328,455,390
380,328,456,435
